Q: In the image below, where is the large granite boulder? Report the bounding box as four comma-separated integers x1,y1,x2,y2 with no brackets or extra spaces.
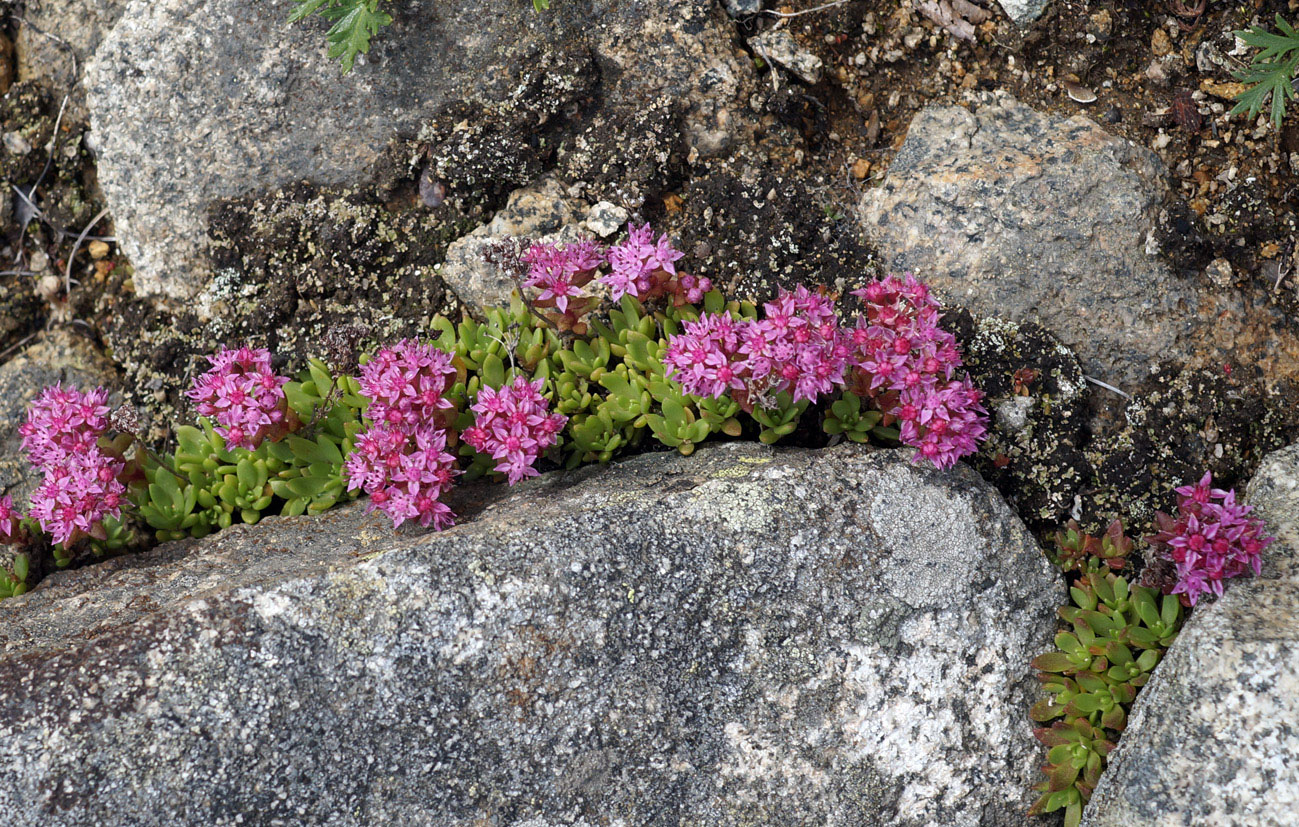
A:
84,0,750,300
1082,441,1299,826
858,95,1209,388
0,443,1062,826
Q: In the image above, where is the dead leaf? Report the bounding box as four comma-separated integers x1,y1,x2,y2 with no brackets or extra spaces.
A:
917,0,991,42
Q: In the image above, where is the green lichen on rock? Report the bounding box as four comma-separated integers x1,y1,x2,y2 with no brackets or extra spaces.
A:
1085,364,1298,530
100,180,482,441
947,312,1088,531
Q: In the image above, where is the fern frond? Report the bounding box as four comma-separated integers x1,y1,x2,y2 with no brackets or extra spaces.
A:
1231,16,1299,128
289,0,392,74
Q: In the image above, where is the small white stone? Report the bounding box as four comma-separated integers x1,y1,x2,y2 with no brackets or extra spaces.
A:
3,131,31,156
585,201,629,238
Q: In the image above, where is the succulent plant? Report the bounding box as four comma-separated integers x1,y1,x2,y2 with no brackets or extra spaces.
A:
2,260,998,603
821,391,886,444
0,553,28,598
1028,717,1116,827
1052,518,1133,573
1028,521,1184,827
133,358,365,541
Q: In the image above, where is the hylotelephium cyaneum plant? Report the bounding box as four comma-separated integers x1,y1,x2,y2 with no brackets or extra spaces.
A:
16,221,1207,603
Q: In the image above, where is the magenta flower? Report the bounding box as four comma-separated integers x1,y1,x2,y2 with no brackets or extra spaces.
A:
1148,472,1275,606
28,446,126,546
604,223,684,300
350,339,466,530
664,286,847,406
0,495,23,545
662,313,746,399
896,377,988,470
522,240,605,314
344,424,460,530
357,340,458,430
849,275,987,468
601,222,708,306
187,346,291,451
463,376,567,484
19,383,111,469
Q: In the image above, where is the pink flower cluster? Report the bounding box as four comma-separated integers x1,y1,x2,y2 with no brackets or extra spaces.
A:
358,340,457,429
519,225,711,329
1148,472,1274,606
30,452,127,545
0,495,23,545
463,376,567,484
522,239,604,317
346,340,462,529
19,383,110,468
848,275,987,469
345,424,459,530
664,277,987,469
187,347,291,451
604,224,710,305
19,384,124,545
664,285,847,405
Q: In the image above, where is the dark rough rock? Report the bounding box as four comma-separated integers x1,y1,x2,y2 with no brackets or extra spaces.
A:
555,94,683,212
951,313,1089,530
1082,441,1299,826
98,178,478,441
84,0,752,299
0,443,1062,826
0,272,41,357
663,168,877,299
1,81,104,242
1083,364,1297,530
0,329,119,505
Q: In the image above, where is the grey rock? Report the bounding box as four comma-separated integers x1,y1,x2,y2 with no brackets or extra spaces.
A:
439,177,591,313
723,0,763,17
858,96,1197,387
0,443,1062,826
0,330,119,506
996,0,1050,26
748,30,824,85
1245,442,1299,580
15,0,128,116
85,0,750,300
1082,441,1299,826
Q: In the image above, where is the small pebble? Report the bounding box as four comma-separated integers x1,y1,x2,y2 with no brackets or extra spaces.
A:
585,201,629,238
1151,29,1173,58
